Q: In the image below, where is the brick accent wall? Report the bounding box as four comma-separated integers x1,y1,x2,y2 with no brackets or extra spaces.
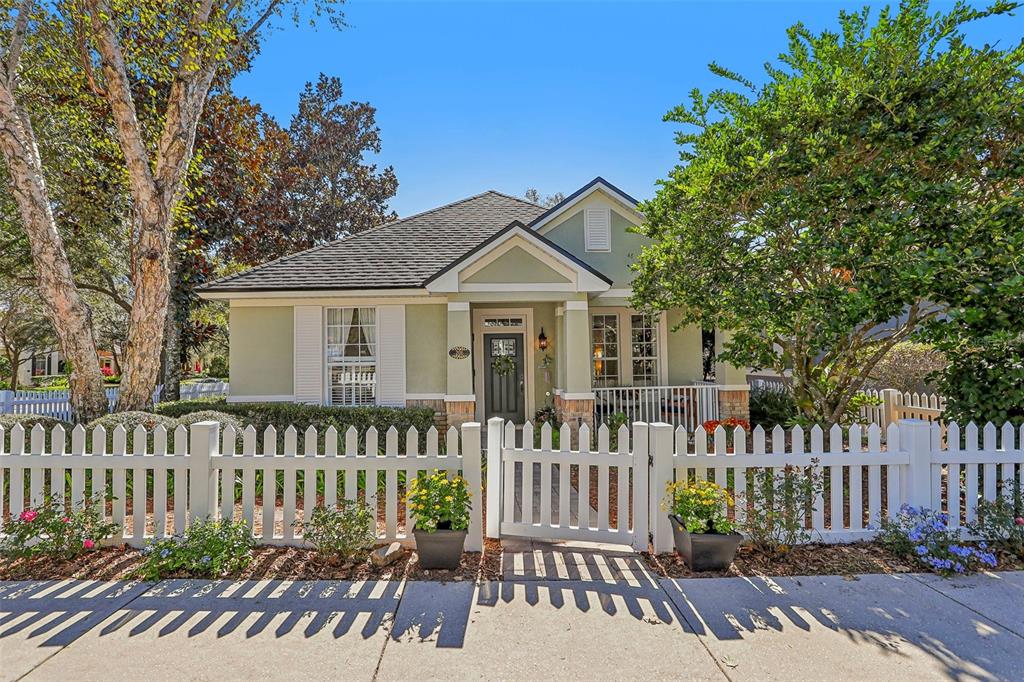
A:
718,387,751,423
444,400,477,431
554,394,595,448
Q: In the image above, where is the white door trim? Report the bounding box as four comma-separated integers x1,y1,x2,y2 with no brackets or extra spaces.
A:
472,307,535,423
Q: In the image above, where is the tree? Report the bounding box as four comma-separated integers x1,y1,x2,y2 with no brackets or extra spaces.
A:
0,1,344,419
524,188,565,208
632,1,1024,426
0,275,54,391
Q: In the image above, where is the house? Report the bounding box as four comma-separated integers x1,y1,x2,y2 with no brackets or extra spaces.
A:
198,178,750,431
16,349,116,385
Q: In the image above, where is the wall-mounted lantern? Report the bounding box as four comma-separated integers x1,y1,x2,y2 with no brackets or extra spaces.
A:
538,327,549,351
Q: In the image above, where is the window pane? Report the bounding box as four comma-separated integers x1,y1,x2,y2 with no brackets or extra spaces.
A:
591,314,619,386
330,364,376,406
629,314,659,386
326,307,377,405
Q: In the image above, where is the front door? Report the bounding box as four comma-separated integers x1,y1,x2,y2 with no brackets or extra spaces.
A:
483,333,526,423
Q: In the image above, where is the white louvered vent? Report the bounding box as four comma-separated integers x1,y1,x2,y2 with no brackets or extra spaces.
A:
293,305,324,404
376,305,407,407
584,207,611,252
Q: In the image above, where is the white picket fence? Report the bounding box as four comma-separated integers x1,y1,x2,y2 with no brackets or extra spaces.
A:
0,382,229,422
0,420,482,550
860,388,946,429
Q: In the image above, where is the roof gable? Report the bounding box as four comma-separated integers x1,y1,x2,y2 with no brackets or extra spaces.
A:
462,245,573,285
530,177,642,233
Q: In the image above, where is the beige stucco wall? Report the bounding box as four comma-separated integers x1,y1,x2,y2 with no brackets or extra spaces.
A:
541,190,648,287
229,305,293,397
462,246,571,285
405,304,447,394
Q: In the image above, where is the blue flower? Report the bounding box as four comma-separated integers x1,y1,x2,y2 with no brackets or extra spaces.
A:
915,545,928,556
160,548,170,559
950,545,972,558
908,529,923,542
978,542,988,550
953,562,964,574
201,555,211,564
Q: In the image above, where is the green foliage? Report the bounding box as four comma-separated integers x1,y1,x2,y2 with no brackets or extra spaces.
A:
205,355,229,379
175,410,244,435
632,1,1024,427
0,495,118,560
137,519,254,581
877,505,997,576
664,479,735,534
968,484,1024,559
742,462,824,553
0,414,71,432
154,399,438,451
868,342,946,393
749,384,798,428
296,503,377,561
933,333,1024,425
406,470,472,532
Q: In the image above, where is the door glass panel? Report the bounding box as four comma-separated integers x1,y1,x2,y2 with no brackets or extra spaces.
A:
491,338,516,356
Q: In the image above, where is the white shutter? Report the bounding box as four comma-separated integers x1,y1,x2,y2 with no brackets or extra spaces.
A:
293,306,324,404
376,305,407,406
584,207,611,251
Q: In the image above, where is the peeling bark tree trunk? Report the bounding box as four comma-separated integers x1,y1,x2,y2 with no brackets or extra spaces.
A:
161,245,183,403
0,90,109,422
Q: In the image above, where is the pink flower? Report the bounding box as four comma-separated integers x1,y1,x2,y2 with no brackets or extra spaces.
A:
1015,517,1024,527
83,539,96,550
19,510,38,522
62,517,70,523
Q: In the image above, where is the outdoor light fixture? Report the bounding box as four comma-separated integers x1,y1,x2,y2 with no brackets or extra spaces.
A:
538,328,548,350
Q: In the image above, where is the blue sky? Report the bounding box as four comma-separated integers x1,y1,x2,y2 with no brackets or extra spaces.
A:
233,1,1022,216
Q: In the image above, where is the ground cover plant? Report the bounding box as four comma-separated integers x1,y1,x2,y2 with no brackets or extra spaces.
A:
0,494,118,560
877,504,998,576
137,519,255,581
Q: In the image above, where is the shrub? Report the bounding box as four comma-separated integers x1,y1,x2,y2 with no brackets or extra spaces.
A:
406,470,471,532
85,411,179,450
297,503,377,562
664,480,734,534
0,414,71,433
935,333,1024,425
0,495,118,560
154,399,437,451
206,355,229,379
868,342,946,393
138,519,254,581
877,504,997,576
742,461,824,553
968,483,1024,560
749,384,798,428
176,410,245,435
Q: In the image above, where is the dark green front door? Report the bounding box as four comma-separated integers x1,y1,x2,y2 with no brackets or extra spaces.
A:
484,333,525,423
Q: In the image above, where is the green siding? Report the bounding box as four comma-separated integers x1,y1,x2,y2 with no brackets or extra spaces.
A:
463,246,571,284
665,311,705,385
229,306,293,397
531,302,558,409
544,210,649,287
406,304,447,394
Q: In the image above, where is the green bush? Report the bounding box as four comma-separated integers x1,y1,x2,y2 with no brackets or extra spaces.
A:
176,410,244,435
0,414,71,433
0,494,118,560
154,399,438,451
206,355,229,379
296,503,377,562
137,519,254,581
742,461,824,553
85,411,179,450
749,384,798,428
935,334,1024,425
968,482,1024,560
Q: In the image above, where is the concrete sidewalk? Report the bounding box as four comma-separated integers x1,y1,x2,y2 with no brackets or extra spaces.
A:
2,546,1022,681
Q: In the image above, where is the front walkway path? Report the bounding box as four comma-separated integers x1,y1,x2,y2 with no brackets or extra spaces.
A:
3,543,1022,681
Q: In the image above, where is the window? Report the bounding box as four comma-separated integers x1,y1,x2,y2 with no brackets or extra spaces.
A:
482,316,525,328
630,313,660,385
326,307,377,405
591,314,619,386
584,207,611,252
31,355,47,377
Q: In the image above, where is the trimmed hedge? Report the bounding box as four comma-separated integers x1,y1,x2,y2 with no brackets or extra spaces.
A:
0,414,71,433
154,399,439,451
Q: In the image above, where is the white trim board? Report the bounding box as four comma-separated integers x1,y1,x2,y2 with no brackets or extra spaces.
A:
226,394,295,403
531,181,643,234
472,307,536,423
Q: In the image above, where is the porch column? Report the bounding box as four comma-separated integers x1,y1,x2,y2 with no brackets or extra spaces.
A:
555,300,595,444
444,302,475,429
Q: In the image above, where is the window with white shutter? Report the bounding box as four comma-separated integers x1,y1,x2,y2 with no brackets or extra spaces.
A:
584,207,611,252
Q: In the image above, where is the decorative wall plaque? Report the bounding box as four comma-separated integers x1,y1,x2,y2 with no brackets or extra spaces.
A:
448,346,470,359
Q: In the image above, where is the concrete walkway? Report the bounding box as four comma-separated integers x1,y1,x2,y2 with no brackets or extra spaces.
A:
2,544,1022,681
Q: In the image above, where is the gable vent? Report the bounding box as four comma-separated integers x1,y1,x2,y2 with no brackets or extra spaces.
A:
584,207,611,252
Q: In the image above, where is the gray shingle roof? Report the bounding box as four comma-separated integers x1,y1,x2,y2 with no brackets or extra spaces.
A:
200,191,548,292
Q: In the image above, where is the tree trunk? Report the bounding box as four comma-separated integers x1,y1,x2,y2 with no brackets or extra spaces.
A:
160,245,183,402
5,347,19,392
0,91,109,422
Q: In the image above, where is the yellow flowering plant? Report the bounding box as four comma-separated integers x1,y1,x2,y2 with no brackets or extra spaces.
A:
405,470,472,532
664,480,735,534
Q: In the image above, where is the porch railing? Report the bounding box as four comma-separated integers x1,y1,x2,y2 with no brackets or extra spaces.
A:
593,384,720,431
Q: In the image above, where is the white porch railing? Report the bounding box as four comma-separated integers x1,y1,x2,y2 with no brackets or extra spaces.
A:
593,384,720,431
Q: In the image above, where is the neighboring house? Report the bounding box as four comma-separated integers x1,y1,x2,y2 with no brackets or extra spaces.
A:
198,177,749,430
16,349,116,386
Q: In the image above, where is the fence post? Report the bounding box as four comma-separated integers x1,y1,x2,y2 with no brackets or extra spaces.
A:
462,421,483,552
650,422,675,554
0,390,13,415
881,388,900,429
486,417,504,539
631,422,650,552
899,419,933,509
188,421,221,524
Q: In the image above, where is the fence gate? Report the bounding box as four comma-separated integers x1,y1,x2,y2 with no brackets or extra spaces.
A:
486,418,649,551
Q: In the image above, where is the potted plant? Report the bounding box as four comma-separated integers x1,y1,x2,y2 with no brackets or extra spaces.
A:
406,470,472,569
664,480,742,571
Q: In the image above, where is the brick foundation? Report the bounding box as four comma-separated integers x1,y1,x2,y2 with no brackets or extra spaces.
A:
554,394,595,448
406,398,448,429
718,387,751,423
444,400,477,431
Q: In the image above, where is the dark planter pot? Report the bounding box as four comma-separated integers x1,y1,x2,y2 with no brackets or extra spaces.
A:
413,528,467,569
669,515,742,572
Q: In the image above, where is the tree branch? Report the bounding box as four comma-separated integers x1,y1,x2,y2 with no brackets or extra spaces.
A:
4,0,34,89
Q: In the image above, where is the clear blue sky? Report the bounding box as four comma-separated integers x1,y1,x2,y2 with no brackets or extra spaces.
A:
233,0,1022,216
